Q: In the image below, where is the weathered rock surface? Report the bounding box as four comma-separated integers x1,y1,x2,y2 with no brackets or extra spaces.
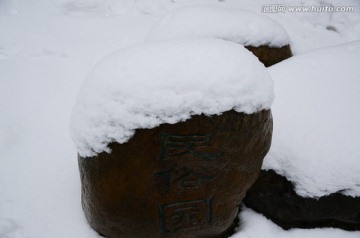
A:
244,170,360,231
245,44,292,67
78,110,273,238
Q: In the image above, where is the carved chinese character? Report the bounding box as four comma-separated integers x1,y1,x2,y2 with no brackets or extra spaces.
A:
158,198,213,233
155,167,214,192
158,133,224,161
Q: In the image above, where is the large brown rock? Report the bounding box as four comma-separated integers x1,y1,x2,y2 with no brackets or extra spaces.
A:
245,44,292,67
244,170,360,231
78,109,273,238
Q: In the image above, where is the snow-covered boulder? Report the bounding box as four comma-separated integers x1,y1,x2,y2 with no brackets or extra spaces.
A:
147,6,289,47
72,39,275,237
265,40,360,198
70,39,274,157
147,6,292,66
244,40,360,231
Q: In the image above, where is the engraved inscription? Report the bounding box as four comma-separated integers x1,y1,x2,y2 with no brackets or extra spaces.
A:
158,198,213,233
155,133,220,233
158,134,224,161
155,167,215,192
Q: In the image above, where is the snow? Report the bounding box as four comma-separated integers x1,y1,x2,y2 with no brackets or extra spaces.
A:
263,40,360,197
231,206,360,238
1,0,360,237
70,39,273,157
147,6,290,47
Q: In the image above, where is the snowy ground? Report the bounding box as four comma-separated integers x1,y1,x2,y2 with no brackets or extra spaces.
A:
1,0,360,237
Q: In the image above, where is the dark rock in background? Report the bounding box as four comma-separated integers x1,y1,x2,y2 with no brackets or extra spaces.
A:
78,110,272,238
245,44,292,67
244,169,360,231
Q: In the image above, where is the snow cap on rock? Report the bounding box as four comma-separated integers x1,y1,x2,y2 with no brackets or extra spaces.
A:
147,6,290,47
70,39,274,157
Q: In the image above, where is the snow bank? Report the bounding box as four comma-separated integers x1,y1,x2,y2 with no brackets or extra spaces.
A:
278,0,360,42
56,0,173,15
264,40,360,197
56,0,135,15
70,39,274,157
146,6,290,47
232,206,360,238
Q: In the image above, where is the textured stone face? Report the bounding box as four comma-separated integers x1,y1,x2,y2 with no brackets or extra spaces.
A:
78,110,273,238
245,44,292,67
244,170,360,231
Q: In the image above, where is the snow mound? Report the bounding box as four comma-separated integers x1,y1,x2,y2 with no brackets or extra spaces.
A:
279,0,360,42
56,0,134,16
70,39,274,157
146,6,290,47
233,206,360,238
264,40,360,197
56,0,173,15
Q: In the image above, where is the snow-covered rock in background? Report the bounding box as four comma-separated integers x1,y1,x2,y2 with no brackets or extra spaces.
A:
264,40,360,197
71,39,273,157
147,6,290,47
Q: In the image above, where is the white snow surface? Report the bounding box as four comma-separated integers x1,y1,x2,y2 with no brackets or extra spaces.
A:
231,206,360,238
147,6,290,47
71,39,274,157
264,40,360,197
2,0,360,237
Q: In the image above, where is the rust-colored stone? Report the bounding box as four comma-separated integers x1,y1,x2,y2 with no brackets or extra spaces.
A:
245,44,292,67
78,110,273,238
